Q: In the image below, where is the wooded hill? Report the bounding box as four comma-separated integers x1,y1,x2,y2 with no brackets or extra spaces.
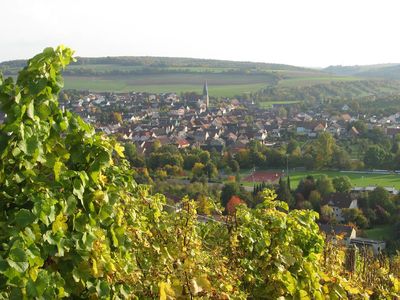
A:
2,56,400,99
324,63,400,80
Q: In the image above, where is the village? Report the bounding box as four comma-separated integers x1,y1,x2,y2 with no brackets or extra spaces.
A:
60,82,400,156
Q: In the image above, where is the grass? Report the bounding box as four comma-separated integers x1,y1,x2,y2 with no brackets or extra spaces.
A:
64,75,270,97
364,225,395,241
238,169,400,190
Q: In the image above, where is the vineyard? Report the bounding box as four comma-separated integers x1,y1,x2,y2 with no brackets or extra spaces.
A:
0,46,398,299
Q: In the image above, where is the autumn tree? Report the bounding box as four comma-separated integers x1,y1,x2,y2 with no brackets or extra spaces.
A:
332,176,352,193
221,182,240,209
226,195,245,215
316,175,335,196
312,132,336,169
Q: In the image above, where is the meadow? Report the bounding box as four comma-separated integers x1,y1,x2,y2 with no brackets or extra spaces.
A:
364,225,396,241
239,169,400,190
63,73,276,97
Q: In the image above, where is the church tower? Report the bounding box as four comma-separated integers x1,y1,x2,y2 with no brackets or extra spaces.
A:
202,81,209,110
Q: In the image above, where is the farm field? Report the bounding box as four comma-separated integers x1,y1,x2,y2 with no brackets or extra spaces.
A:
63,74,360,97
239,169,400,190
63,74,273,97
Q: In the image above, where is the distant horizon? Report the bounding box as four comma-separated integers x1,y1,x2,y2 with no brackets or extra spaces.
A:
1,53,400,70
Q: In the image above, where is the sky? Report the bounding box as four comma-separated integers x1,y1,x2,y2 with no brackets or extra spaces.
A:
2,0,400,67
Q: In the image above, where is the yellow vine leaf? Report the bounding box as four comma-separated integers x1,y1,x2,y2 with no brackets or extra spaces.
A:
159,282,175,300
196,275,212,291
114,143,125,158
29,266,39,281
52,213,68,233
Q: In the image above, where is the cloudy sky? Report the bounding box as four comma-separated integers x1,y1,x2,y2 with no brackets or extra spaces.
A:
2,0,400,67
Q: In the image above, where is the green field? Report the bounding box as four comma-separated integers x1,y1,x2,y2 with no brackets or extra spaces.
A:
64,76,269,97
240,169,400,190
64,74,360,97
364,225,395,241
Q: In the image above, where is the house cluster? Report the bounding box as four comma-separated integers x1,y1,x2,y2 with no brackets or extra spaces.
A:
59,85,400,157
319,223,385,255
319,191,386,254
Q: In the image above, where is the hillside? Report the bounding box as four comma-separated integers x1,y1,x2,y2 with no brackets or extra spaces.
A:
0,56,358,97
324,63,400,80
3,56,400,98
256,79,400,104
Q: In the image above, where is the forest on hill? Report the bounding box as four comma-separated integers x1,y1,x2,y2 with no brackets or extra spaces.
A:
0,46,399,299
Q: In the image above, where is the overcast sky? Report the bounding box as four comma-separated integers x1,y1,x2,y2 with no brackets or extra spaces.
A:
2,0,400,67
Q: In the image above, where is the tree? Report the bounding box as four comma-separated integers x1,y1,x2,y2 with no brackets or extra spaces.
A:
368,186,396,216
151,139,161,152
278,106,288,118
199,151,211,164
364,145,388,168
112,111,123,124
286,139,299,154
299,200,313,210
191,162,205,179
342,208,369,229
316,175,335,196
235,149,251,168
228,159,240,173
320,205,334,223
196,194,214,215
331,148,352,170
226,195,245,215
312,132,336,169
184,154,200,170
332,176,352,193
309,190,322,211
351,120,366,134
296,176,316,199
124,141,138,165
221,182,240,209
277,177,294,208
204,162,218,179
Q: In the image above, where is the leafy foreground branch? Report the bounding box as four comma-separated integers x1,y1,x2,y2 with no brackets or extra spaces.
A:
0,47,398,299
